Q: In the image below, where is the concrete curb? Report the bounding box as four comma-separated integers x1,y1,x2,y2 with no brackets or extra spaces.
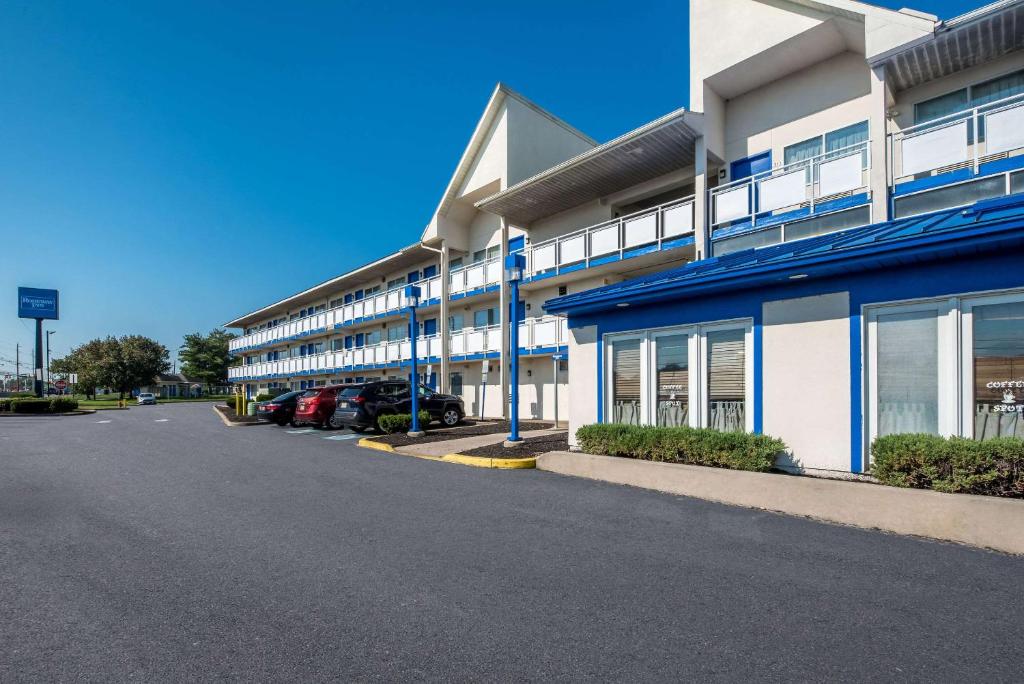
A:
0,409,96,417
357,437,535,469
212,405,261,428
441,453,537,469
357,437,396,452
536,451,1024,555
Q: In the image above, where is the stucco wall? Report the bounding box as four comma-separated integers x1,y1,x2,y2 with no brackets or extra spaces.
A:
567,325,598,447
762,291,851,473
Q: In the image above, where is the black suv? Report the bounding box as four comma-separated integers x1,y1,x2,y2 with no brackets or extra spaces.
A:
330,381,464,432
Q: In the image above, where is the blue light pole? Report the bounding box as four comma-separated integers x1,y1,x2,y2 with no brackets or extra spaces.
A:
404,284,425,437
505,253,525,444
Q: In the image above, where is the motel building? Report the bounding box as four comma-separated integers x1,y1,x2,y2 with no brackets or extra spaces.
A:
228,0,1024,476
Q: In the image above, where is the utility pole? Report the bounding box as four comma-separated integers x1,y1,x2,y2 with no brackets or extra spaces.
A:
46,330,55,390
15,343,20,392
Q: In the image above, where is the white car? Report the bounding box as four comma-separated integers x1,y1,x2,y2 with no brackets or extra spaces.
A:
137,393,156,405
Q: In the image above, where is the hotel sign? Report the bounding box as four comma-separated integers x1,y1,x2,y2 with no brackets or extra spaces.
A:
18,287,59,320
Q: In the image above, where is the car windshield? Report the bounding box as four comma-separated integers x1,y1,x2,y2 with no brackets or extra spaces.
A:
268,391,301,401
139,394,153,398
340,387,365,397
300,390,319,398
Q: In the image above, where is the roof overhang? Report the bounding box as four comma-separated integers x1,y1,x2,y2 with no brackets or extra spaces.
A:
223,242,433,328
475,109,703,226
545,195,1024,317
870,0,1024,92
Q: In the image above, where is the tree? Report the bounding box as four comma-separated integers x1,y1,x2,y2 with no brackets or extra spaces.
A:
180,329,236,392
50,335,168,399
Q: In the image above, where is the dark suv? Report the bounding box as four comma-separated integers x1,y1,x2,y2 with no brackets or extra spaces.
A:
330,381,464,432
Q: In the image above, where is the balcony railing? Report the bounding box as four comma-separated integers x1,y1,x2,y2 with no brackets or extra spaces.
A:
229,274,443,353
449,256,502,296
889,93,1024,183
710,142,871,228
229,334,444,380
228,317,570,381
523,197,695,279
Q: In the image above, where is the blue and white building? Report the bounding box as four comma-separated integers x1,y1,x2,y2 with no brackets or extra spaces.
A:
228,0,1024,475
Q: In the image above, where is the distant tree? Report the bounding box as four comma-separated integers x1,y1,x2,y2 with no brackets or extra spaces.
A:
180,329,236,392
51,335,168,399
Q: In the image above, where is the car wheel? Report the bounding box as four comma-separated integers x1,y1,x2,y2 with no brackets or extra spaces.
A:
289,419,297,427
442,407,462,427
328,414,344,430
276,418,289,426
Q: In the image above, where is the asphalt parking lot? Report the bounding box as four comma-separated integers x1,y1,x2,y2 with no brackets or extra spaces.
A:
2,402,1022,681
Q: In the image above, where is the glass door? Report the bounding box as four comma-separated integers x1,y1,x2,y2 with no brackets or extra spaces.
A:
651,332,691,427
608,336,643,425
961,294,1024,440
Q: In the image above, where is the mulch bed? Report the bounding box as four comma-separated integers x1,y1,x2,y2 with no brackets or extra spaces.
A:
373,420,554,447
459,432,569,459
215,405,262,424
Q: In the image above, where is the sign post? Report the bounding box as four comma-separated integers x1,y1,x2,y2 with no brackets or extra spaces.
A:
18,287,59,398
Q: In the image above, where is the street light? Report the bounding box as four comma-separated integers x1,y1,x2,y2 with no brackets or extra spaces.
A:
404,284,425,437
505,253,526,444
45,330,56,390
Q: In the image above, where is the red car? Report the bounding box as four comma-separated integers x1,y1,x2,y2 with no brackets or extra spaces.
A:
293,385,344,428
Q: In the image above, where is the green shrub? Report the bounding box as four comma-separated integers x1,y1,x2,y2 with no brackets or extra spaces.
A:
872,433,1024,498
2,397,79,414
253,393,273,403
377,411,433,434
575,423,785,472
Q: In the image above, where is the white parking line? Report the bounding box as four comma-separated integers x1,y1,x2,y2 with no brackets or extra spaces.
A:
323,434,361,441
154,419,169,422
94,420,112,424
286,429,316,434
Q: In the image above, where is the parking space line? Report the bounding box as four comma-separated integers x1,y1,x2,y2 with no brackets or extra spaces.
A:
154,419,169,422
323,434,361,441
286,429,317,434
94,420,112,424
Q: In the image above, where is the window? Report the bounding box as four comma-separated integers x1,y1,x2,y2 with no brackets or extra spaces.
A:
449,313,464,331
331,339,345,352
365,330,382,346
387,324,407,342
450,257,463,270
387,276,406,290
707,329,746,432
783,136,821,168
450,372,464,396
329,298,344,309
783,121,868,178
866,292,1024,451
605,321,752,432
914,70,1024,124
474,307,499,328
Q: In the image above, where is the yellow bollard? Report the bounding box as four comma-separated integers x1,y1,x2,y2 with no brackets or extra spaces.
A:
235,392,243,415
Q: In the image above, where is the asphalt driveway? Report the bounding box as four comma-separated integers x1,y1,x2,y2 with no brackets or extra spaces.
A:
1,403,1021,681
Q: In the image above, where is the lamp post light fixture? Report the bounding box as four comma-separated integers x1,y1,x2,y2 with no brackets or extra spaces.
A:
505,253,526,445
404,284,425,437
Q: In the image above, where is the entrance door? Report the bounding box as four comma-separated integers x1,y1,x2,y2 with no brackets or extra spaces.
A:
730,150,772,181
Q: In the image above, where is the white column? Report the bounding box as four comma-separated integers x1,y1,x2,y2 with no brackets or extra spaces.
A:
693,135,709,259
870,64,892,223
438,241,450,394
499,216,510,420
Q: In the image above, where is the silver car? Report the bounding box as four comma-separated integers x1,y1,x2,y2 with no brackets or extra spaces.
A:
137,392,157,405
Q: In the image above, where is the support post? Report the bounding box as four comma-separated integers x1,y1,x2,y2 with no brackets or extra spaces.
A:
34,319,43,398
438,240,450,394
499,216,510,419
405,284,424,437
504,253,525,445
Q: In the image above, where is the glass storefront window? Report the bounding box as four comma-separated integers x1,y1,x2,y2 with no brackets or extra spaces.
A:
655,334,688,427
876,310,939,437
610,338,642,425
707,329,746,433
972,301,1024,440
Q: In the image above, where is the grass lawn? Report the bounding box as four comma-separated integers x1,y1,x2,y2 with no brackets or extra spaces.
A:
74,395,233,410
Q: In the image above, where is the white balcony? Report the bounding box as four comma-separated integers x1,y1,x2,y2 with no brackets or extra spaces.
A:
448,316,569,359
230,334,444,381
889,93,1024,185
229,274,443,353
523,197,695,279
449,256,502,297
710,142,871,229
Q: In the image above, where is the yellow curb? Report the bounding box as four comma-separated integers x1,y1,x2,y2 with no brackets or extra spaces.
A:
357,437,396,452
441,453,537,469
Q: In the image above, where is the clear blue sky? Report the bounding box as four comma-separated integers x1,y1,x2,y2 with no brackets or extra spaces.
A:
0,0,977,370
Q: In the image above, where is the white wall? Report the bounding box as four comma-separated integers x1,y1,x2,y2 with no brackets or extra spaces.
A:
762,291,851,474
567,325,598,448
723,51,872,173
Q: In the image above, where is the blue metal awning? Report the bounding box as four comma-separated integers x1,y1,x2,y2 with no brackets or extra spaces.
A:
544,195,1024,316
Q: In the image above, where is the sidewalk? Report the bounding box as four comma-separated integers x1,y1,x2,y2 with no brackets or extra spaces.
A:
537,450,1024,554
396,428,565,458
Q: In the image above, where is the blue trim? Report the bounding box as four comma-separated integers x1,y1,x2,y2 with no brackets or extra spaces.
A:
753,315,763,434
596,334,604,423
893,168,972,196
849,309,863,473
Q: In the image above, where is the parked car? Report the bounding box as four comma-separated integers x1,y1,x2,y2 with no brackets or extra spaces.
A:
293,385,344,428
137,392,156,405
330,381,464,432
256,390,304,426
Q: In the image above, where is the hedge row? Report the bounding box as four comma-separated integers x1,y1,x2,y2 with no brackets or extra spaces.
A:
575,423,785,472
0,397,80,414
872,433,1024,498
378,411,433,434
